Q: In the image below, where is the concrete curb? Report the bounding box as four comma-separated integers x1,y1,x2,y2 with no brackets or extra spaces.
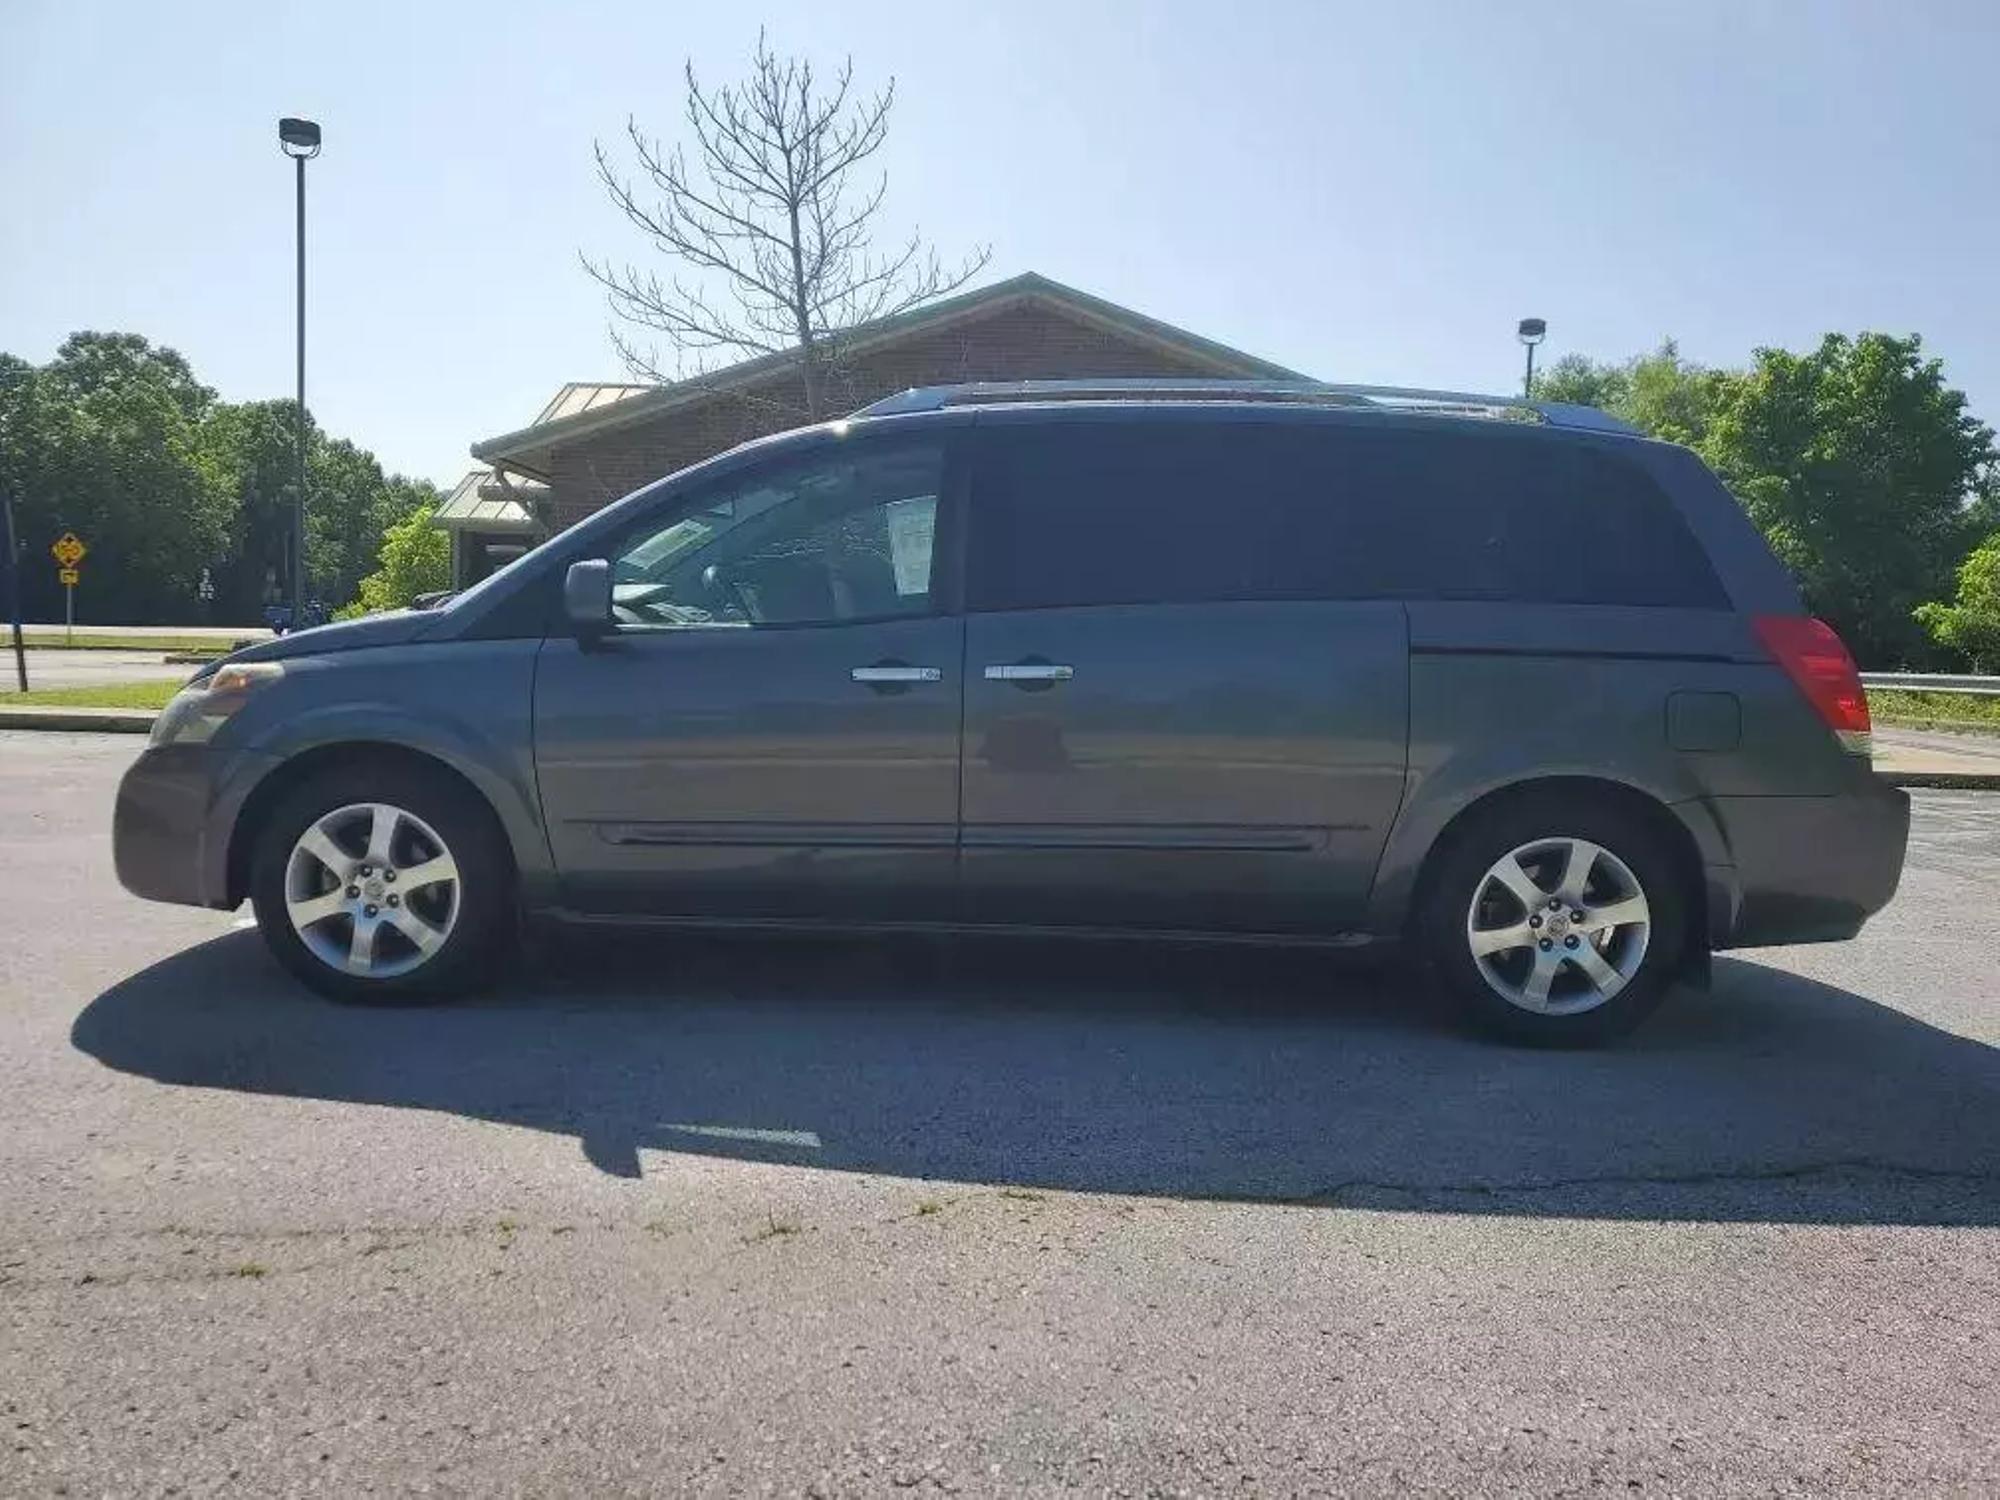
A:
1877,770,2000,791
0,706,156,733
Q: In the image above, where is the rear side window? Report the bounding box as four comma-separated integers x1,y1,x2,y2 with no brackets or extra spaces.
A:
967,421,1727,611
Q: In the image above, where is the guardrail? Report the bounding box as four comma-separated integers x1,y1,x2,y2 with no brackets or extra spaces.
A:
1860,672,2000,698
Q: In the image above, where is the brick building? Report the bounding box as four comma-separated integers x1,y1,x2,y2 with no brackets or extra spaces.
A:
436,272,1301,585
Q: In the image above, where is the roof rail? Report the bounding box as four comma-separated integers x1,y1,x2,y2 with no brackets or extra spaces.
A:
851,378,1641,435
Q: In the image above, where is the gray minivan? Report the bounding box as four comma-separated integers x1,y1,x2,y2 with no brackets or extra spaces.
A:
113,381,1909,1044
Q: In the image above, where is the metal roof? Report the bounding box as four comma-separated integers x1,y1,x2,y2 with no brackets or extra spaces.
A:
530,382,651,426
433,470,548,532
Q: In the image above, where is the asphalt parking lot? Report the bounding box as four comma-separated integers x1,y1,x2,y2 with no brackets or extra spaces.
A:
13,647,194,690
3,730,1996,1494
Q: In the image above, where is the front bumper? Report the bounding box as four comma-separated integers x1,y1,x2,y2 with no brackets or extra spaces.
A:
1708,773,1911,948
113,744,248,909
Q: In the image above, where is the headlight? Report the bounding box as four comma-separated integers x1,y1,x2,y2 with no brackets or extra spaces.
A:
149,662,287,747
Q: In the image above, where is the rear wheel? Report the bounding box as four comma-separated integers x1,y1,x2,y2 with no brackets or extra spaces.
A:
249,760,513,1003
1419,794,1689,1045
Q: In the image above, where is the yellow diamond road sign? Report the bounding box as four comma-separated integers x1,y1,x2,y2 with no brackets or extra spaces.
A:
51,533,87,568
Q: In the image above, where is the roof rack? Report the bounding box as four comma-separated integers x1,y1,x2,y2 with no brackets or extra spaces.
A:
852,378,1640,435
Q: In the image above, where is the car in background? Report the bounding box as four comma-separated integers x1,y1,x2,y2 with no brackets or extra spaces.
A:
261,599,329,635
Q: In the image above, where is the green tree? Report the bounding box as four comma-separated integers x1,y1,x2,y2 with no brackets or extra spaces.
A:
198,399,307,620
337,503,450,618
4,331,445,625
1622,343,1736,450
1532,352,1629,412
1963,472,2000,537
352,475,441,605
312,451,440,612
1702,333,1994,666
1915,531,2000,670
201,403,442,622
1534,341,1735,447
0,332,230,622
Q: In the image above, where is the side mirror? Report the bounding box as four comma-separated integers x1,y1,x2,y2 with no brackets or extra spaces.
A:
563,559,613,640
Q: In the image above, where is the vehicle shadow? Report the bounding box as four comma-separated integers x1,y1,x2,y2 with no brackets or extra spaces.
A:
71,930,2000,1226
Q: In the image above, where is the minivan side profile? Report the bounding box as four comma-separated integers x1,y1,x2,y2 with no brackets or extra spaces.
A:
113,381,1910,1044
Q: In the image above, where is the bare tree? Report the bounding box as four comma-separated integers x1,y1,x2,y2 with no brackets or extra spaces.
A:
584,34,990,420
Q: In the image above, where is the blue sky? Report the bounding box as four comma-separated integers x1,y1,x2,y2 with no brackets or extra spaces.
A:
4,1,1996,486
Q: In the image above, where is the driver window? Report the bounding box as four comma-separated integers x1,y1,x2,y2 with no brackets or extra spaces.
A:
610,442,943,628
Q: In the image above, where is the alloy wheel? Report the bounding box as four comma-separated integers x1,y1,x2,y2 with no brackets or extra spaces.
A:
283,802,461,979
1464,836,1652,1016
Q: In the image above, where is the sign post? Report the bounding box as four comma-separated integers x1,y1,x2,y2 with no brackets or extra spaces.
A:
51,533,86,646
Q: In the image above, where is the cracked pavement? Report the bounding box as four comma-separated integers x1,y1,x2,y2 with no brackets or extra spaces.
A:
2,732,1997,1494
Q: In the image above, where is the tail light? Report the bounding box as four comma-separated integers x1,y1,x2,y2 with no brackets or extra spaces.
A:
1752,615,1871,755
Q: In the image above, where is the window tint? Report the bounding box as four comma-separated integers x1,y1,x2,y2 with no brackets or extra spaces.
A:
967,421,1725,611
610,442,942,628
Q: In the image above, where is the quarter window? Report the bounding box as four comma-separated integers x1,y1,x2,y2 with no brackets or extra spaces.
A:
967,421,1725,611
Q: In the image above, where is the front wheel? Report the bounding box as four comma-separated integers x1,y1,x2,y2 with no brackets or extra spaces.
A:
249,760,513,1003
1418,796,1689,1046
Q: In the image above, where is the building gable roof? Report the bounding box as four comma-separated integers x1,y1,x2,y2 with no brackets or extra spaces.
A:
532,382,651,426
434,469,547,532
472,271,1302,470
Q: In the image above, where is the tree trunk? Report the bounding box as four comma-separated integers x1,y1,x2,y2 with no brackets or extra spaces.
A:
794,324,823,421
786,196,823,421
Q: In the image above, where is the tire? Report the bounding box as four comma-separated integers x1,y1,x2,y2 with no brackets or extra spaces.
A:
1417,792,1689,1046
248,757,514,1003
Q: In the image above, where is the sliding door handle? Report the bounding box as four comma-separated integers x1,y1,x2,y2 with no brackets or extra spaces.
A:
984,662,1075,684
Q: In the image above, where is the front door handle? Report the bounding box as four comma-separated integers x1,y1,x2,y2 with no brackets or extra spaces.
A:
984,662,1075,685
850,664,942,685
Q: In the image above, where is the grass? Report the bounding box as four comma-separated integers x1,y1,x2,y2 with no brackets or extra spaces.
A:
1867,688,2000,732
4,679,178,710
19,630,251,653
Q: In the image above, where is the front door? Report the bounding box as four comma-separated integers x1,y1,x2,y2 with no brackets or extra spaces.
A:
957,416,1410,934
534,435,964,922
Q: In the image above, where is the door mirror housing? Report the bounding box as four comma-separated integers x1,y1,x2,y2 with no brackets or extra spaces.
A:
563,559,613,639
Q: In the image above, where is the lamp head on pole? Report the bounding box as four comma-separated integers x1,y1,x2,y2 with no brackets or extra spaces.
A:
1517,317,1547,348
278,117,322,159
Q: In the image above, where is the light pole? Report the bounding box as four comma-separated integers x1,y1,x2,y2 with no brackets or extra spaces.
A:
1517,317,1547,398
278,117,321,623
2,484,25,691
